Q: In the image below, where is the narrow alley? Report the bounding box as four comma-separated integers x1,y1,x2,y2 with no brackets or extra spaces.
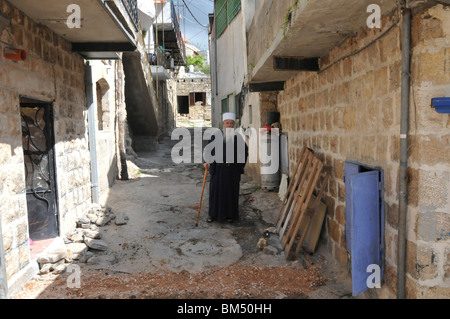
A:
13,133,353,299
2,0,450,302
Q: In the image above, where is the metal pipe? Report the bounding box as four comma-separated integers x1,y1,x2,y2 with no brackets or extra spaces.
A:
397,3,411,299
85,61,100,204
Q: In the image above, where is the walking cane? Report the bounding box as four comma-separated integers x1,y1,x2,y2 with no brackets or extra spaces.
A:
195,166,208,227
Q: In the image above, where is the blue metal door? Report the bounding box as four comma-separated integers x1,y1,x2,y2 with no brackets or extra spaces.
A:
350,170,381,296
344,162,361,252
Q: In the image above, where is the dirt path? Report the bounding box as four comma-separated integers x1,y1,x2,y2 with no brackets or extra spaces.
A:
13,135,353,299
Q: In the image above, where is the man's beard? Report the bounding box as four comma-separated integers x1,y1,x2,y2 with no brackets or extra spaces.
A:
223,128,235,144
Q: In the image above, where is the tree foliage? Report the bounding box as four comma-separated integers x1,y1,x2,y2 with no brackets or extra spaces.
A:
186,55,210,74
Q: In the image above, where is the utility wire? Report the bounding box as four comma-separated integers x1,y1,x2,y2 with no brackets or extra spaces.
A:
319,18,400,73
181,13,208,29
181,0,207,27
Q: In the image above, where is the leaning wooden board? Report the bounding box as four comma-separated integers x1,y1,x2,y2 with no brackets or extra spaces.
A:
276,146,328,260
298,194,327,253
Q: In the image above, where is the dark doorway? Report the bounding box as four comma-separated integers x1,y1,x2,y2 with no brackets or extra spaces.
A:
177,95,189,114
20,98,59,241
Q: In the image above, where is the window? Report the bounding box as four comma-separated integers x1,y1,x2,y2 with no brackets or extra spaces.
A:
215,0,241,37
221,96,229,114
189,92,206,106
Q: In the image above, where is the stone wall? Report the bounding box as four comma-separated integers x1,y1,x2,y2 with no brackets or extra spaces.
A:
277,6,450,298
0,0,91,287
176,76,212,123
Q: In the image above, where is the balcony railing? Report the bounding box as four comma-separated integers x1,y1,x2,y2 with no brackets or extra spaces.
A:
171,0,186,63
120,0,139,29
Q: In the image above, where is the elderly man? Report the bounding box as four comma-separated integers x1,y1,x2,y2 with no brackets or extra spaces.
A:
203,112,248,223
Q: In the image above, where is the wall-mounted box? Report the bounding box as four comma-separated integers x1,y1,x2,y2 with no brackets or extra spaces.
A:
431,97,450,114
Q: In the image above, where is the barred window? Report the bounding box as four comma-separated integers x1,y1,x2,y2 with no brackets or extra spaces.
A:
215,0,241,38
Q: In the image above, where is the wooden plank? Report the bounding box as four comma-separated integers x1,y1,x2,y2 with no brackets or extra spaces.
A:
283,159,321,252
284,161,323,259
276,147,308,228
280,156,312,245
294,173,329,256
279,151,314,239
276,147,306,219
298,194,327,253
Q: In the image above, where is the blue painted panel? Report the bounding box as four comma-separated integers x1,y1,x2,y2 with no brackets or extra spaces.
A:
344,162,360,252
350,171,380,296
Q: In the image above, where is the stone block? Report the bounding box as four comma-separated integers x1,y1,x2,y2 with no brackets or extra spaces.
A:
327,218,341,243
37,245,67,265
376,135,388,161
360,135,376,160
84,238,109,251
374,66,388,96
416,49,449,86
66,242,88,260
416,245,438,281
335,205,345,226
385,202,399,229
410,134,450,167
379,27,400,64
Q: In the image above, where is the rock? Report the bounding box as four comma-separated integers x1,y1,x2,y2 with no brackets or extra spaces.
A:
79,251,94,263
264,227,278,234
70,233,85,243
87,213,97,223
257,237,267,249
84,237,109,251
39,259,65,274
95,215,111,226
53,264,67,274
115,215,128,225
83,229,102,239
39,263,52,275
86,253,116,265
76,217,91,227
37,245,67,265
263,245,278,255
66,242,88,260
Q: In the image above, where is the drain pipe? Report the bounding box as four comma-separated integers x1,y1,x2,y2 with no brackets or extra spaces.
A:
85,61,100,204
397,2,411,299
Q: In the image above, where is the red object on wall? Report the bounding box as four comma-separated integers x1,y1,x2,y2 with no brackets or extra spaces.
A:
3,47,26,61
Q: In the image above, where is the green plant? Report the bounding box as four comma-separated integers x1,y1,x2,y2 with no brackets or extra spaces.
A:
186,55,210,74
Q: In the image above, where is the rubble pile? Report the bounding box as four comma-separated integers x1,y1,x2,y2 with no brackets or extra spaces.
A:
36,204,128,276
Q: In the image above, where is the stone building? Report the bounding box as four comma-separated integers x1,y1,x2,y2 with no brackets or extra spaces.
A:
176,66,212,126
0,0,165,297
210,0,450,298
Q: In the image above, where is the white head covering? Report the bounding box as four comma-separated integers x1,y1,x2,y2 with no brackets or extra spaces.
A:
222,112,236,122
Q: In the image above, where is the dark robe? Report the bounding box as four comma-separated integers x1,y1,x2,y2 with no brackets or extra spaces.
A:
207,132,248,222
